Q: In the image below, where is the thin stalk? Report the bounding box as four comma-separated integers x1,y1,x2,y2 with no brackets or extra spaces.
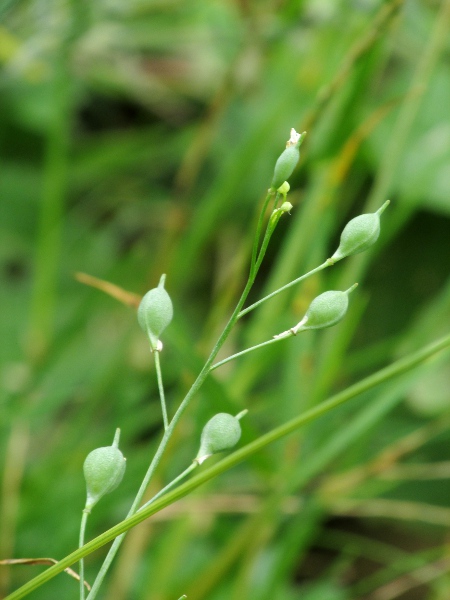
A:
248,199,286,287
211,337,284,371
251,191,274,269
79,510,89,600
7,332,450,600
153,350,168,430
272,191,282,211
238,261,331,318
138,463,197,513
85,222,268,599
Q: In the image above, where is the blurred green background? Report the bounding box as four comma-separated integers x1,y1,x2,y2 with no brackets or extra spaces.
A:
1,0,450,598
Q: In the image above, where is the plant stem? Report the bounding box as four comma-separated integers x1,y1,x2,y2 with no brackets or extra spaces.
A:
210,337,285,371
7,332,450,600
251,191,274,269
85,209,270,599
154,350,168,430
238,260,331,318
78,510,89,600
138,463,198,513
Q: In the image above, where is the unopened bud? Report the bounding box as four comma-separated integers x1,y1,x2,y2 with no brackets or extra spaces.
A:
277,181,290,197
270,129,306,191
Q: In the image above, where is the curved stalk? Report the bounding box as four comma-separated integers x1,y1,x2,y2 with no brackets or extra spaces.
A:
78,510,89,600
211,337,285,371
238,261,331,319
84,221,272,599
154,350,168,430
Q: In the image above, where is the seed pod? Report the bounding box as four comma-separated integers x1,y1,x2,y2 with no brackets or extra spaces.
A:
195,411,247,465
270,129,306,191
273,285,358,339
83,429,126,511
138,274,173,351
330,201,390,263
293,284,358,333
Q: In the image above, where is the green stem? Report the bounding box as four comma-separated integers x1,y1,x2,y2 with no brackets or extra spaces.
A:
211,337,286,371
251,191,274,269
272,191,282,211
7,332,450,600
238,261,331,319
79,510,89,600
138,463,198,513
154,350,168,430
85,215,270,599
253,210,280,274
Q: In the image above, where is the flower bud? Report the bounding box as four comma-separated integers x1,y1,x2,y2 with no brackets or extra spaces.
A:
274,285,357,339
195,411,247,465
279,201,293,213
277,181,290,197
138,274,173,351
83,429,126,511
330,201,390,263
269,201,293,229
270,129,306,191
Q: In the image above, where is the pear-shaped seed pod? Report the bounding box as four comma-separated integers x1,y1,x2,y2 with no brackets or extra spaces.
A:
270,129,306,191
331,201,390,263
138,274,173,351
195,412,246,465
83,429,126,511
293,284,358,334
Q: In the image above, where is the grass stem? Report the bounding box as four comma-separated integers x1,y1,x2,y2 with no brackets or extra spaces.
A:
6,331,450,600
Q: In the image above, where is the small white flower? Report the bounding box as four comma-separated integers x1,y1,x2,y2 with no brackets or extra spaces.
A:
287,128,301,147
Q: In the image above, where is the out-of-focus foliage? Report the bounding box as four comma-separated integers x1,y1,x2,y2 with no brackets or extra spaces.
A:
1,0,450,598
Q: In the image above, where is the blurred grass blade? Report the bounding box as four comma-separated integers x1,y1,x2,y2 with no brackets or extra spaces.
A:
5,331,450,600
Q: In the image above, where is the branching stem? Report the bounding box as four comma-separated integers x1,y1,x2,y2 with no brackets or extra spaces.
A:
238,260,332,319
84,195,276,599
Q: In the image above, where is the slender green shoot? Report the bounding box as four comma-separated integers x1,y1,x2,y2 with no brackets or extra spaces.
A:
211,337,284,371
251,191,274,269
154,350,168,430
78,510,89,600
238,260,331,319
138,463,198,513
84,194,282,599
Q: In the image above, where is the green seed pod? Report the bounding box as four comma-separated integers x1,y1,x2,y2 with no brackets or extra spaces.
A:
330,201,390,263
195,411,247,465
293,284,358,333
274,285,358,339
270,129,306,191
138,274,173,351
83,429,126,511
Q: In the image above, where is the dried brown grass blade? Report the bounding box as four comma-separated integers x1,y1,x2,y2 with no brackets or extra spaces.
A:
0,558,91,591
74,272,141,309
